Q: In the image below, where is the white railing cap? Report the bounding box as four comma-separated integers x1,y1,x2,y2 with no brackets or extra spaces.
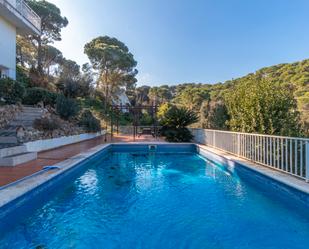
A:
193,128,309,141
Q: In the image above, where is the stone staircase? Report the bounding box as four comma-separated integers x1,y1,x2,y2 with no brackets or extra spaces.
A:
0,106,44,166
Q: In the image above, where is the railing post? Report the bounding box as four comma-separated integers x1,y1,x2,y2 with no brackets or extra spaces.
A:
306,142,309,182
202,129,206,145
237,133,240,156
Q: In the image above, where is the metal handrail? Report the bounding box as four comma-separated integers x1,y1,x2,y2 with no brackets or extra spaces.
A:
202,129,309,141
1,0,41,32
190,128,309,182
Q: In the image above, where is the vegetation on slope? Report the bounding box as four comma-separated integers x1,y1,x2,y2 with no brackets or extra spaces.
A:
134,59,309,136
1,0,307,139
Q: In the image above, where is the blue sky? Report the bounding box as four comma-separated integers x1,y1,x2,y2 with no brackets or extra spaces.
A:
50,0,309,86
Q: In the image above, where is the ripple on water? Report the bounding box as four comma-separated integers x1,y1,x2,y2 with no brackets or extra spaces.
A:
1,152,309,249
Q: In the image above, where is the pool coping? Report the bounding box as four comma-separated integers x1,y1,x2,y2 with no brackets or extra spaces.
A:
0,142,308,212
196,144,309,195
0,141,183,210
0,143,112,209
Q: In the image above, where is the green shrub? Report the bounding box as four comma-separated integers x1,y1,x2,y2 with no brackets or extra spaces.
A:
164,128,193,142
161,106,199,142
0,78,25,104
140,112,153,125
56,95,80,120
119,112,133,125
16,66,31,88
79,110,101,132
33,117,60,131
23,87,59,106
81,97,105,111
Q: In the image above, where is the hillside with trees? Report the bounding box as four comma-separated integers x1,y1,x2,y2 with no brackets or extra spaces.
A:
135,59,309,136
1,0,139,141
0,0,308,142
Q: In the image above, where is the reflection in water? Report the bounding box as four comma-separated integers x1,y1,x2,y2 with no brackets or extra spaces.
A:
202,157,245,198
78,169,99,195
2,151,309,249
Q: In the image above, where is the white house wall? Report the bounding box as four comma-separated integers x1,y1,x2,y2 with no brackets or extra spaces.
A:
0,15,16,79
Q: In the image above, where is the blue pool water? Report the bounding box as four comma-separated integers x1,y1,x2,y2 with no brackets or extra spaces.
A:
1,149,309,248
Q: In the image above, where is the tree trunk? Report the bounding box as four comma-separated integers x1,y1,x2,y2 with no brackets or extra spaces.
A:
104,69,109,112
37,37,43,74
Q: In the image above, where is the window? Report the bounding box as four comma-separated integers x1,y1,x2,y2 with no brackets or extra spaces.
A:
0,65,9,79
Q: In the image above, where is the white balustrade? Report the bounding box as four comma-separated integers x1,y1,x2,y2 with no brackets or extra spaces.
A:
191,129,309,182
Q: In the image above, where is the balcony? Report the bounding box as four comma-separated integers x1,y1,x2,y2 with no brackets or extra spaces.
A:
0,0,41,35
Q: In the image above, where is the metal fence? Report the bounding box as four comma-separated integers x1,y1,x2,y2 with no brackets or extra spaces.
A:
1,0,41,31
16,0,41,31
190,129,309,182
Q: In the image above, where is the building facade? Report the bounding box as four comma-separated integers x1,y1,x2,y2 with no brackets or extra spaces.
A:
0,0,40,79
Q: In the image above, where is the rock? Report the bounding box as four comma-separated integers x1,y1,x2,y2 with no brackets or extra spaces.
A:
16,126,25,141
0,104,22,129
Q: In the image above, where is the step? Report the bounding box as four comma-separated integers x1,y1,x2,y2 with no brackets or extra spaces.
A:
10,121,35,127
0,136,18,144
0,152,37,166
0,144,20,149
16,112,43,116
0,130,16,136
0,145,27,158
19,110,44,114
1,126,21,131
21,107,44,112
14,115,42,121
20,113,43,117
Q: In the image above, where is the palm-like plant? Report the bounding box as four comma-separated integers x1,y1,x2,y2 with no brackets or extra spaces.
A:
161,106,199,142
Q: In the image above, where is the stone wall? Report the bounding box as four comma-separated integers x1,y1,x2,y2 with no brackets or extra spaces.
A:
0,104,21,129
21,115,86,143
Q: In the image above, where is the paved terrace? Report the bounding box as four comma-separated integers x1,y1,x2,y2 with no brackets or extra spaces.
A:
0,134,164,187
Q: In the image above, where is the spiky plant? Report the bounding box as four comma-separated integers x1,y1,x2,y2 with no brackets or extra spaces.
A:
161,106,199,142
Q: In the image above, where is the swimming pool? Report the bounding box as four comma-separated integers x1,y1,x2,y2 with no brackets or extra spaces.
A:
0,144,309,248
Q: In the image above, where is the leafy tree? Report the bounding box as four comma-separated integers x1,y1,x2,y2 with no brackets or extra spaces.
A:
224,76,301,136
133,85,150,106
161,106,199,142
56,95,80,120
200,100,229,129
16,66,31,88
25,0,68,73
79,110,101,132
56,59,92,98
41,45,63,76
140,112,154,126
173,86,210,111
57,59,80,81
157,102,172,121
148,85,172,104
23,87,59,106
0,78,25,104
17,35,37,68
133,58,309,135
84,36,138,110
80,63,95,96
